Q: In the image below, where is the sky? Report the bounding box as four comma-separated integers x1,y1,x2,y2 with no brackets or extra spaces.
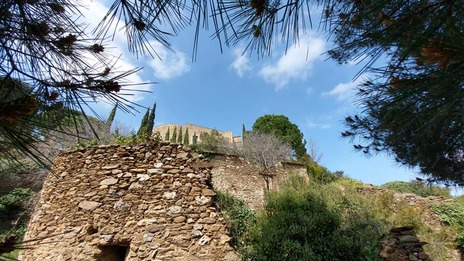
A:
79,0,425,187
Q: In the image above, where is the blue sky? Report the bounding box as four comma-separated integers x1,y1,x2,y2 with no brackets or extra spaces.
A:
81,0,423,187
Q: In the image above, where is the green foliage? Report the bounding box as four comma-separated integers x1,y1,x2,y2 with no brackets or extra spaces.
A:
247,185,381,261
432,201,464,248
183,128,189,145
197,130,228,152
192,132,198,145
333,0,464,185
105,102,118,131
171,127,177,143
307,164,342,184
252,115,307,159
215,191,255,253
380,181,451,198
0,188,33,234
165,127,170,141
146,103,156,135
177,126,183,144
113,130,150,145
136,109,150,137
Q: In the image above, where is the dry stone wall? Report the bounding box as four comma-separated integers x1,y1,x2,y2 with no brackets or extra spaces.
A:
19,142,238,261
381,226,431,261
210,154,308,210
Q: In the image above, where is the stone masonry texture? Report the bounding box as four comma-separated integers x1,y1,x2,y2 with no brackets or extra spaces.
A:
19,142,308,260
19,142,239,261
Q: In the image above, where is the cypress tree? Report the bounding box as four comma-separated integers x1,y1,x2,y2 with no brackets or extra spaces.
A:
171,126,177,143
106,102,118,132
165,127,170,141
192,132,198,145
146,102,156,135
137,108,149,137
177,126,183,143
183,128,189,145
242,123,246,143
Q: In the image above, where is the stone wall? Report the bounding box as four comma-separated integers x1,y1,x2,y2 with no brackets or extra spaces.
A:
381,227,431,261
19,143,238,261
210,154,308,210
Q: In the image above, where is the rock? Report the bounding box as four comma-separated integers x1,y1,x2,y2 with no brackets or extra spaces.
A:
102,164,120,170
399,235,419,243
177,152,192,159
195,196,210,205
147,169,164,174
154,162,163,168
78,201,100,211
147,224,166,233
201,189,216,196
168,206,182,214
113,201,128,211
191,230,203,238
198,235,211,246
163,192,176,200
167,169,181,174
181,167,194,173
173,216,186,223
137,174,150,181
143,233,154,242
99,178,118,185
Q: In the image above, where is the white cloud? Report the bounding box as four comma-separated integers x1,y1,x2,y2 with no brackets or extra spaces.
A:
259,33,326,90
230,48,252,78
323,74,368,102
148,42,190,80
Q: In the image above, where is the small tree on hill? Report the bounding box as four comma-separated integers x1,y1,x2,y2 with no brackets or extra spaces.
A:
165,127,170,141
177,126,183,144
184,128,189,145
136,109,149,137
171,126,177,143
192,132,198,145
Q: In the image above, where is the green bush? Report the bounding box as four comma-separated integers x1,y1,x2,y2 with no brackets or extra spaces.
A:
307,164,341,184
215,191,255,258
380,180,451,198
432,201,464,249
247,187,381,261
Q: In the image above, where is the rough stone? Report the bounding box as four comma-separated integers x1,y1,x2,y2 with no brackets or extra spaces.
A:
99,178,118,186
78,201,100,211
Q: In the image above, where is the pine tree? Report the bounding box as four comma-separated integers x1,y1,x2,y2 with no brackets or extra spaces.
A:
183,128,189,145
171,126,177,143
177,126,183,144
146,102,156,136
165,127,170,141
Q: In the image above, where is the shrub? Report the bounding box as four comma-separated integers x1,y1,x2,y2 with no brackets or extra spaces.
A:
247,187,381,261
215,191,255,258
307,164,341,184
432,201,464,249
380,180,451,198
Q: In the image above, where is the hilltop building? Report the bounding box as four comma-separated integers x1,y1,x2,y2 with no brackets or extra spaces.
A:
153,124,242,146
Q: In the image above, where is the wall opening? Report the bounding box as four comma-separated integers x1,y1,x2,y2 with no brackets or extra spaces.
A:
98,245,129,261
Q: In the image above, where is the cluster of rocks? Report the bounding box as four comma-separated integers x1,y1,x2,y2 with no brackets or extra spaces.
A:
19,142,238,261
381,226,431,261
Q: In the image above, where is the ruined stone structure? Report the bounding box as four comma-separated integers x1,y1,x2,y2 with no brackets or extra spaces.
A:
153,124,241,145
210,154,308,210
380,227,431,261
19,142,307,260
